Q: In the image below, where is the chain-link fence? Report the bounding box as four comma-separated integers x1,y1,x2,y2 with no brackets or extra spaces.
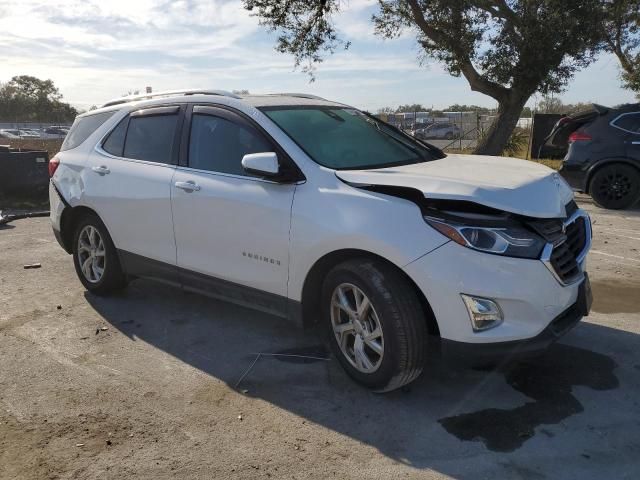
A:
376,111,535,156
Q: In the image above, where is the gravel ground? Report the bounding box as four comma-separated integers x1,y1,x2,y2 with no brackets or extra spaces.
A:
1,194,639,480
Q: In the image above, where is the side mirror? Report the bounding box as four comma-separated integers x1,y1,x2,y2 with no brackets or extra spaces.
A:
241,152,280,178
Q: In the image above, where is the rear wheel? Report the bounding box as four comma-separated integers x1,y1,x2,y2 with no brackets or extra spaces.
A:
72,214,127,294
322,259,427,392
590,164,640,209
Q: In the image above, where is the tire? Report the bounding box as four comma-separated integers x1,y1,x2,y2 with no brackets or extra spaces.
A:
72,214,127,295
445,132,454,140
590,164,640,210
321,258,427,392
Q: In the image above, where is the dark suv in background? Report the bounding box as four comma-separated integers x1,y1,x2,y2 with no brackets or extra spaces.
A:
546,103,640,209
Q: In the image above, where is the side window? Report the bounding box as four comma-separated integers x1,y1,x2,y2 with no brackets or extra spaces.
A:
612,113,640,134
61,112,116,151
188,113,272,175
123,113,178,164
102,116,128,157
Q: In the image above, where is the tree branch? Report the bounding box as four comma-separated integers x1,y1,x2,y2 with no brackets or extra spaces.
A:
406,0,509,101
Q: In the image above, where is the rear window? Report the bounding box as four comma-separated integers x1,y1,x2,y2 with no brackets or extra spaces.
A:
61,111,115,151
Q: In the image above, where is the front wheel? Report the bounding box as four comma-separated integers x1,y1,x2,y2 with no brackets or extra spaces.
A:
322,259,427,392
590,164,640,209
72,214,127,295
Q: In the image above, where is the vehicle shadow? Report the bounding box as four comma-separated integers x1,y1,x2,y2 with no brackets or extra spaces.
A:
85,280,638,478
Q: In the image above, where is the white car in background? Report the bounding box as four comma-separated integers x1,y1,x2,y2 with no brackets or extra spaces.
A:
49,90,592,392
0,129,21,139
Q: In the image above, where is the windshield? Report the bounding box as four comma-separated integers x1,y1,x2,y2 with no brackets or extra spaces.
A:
261,106,444,170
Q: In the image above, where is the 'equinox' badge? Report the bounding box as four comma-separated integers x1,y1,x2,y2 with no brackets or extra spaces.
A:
243,252,281,266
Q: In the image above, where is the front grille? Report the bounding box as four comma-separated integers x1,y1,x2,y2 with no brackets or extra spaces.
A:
549,216,587,283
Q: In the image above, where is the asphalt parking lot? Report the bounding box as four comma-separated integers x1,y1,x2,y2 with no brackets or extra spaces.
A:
1,195,639,479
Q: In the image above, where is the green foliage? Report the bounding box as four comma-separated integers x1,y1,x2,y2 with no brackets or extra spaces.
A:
604,0,640,97
536,97,596,115
0,76,77,122
396,103,428,112
502,127,530,157
244,0,607,155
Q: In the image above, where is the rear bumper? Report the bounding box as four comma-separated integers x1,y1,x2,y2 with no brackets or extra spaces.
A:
558,163,588,192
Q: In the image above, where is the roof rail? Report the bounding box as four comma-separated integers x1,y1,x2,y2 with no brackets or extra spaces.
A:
101,89,241,108
272,93,327,101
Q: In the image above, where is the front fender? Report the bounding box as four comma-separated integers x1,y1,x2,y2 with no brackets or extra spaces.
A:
287,177,448,301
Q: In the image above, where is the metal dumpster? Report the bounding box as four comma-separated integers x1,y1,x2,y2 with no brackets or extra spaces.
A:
0,145,50,208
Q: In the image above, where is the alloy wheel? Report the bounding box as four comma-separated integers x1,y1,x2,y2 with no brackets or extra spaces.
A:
598,169,633,202
330,283,384,373
77,225,106,283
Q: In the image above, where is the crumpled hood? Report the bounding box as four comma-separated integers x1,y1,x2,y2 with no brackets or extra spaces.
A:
335,154,575,218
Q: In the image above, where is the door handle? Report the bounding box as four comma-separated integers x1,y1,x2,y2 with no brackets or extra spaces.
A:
174,181,201,192
92,165,110,175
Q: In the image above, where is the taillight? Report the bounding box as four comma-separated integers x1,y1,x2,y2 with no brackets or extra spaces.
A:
48,156,60,177
568,131,592,143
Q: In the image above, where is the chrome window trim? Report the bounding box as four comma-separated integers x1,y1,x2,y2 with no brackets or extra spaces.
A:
94,144,177,169
540,209,592,286
609,112,640,135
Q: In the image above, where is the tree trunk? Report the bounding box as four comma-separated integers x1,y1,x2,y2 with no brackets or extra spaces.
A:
474,94,528,156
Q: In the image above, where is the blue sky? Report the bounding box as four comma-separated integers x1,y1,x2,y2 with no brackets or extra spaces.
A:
0,0,634,112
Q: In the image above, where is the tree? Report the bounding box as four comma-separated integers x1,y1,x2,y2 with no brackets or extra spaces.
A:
376,106,395,114
605,0,640,97
244,0,605,155
0,76,77,123
444,104,493,114
537,96,565,114
396,103,428,112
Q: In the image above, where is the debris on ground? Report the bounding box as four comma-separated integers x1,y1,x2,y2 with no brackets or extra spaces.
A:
23,263,41,269
237,414,243,421
75,443,84,447
0,210,50,226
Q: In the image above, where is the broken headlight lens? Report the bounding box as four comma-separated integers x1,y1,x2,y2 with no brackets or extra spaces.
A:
425,218,545,259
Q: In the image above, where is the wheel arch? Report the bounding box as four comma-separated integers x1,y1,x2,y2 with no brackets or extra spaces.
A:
585,158,640,193
59,205,102,253
299,248,440,337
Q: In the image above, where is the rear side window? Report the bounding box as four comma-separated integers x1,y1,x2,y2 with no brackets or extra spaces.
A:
102,117,128,157
188,114,272,175
123,113,178,164
611,113,640,134
61,111,115,151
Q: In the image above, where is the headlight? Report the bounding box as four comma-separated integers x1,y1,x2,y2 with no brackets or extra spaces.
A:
425,217,545,259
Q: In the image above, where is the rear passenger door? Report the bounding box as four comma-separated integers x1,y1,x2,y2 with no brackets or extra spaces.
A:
171,105,296,314
85,105,183,273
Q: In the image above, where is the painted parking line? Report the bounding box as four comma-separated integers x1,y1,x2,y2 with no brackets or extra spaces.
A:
590,250,640,265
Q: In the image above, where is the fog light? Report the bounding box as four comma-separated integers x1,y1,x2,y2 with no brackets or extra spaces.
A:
460,294,504,331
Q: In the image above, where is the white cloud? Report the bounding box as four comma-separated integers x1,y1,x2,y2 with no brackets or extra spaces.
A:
0,0,633,111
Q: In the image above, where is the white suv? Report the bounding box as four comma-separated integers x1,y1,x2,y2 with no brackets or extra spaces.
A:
49,90,592,392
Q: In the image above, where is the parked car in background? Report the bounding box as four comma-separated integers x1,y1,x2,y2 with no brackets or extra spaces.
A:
17,129,41,138
49,90,591,392
416,122,461,140
547,103,640,209
0,129,21,139
41,127,69,139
